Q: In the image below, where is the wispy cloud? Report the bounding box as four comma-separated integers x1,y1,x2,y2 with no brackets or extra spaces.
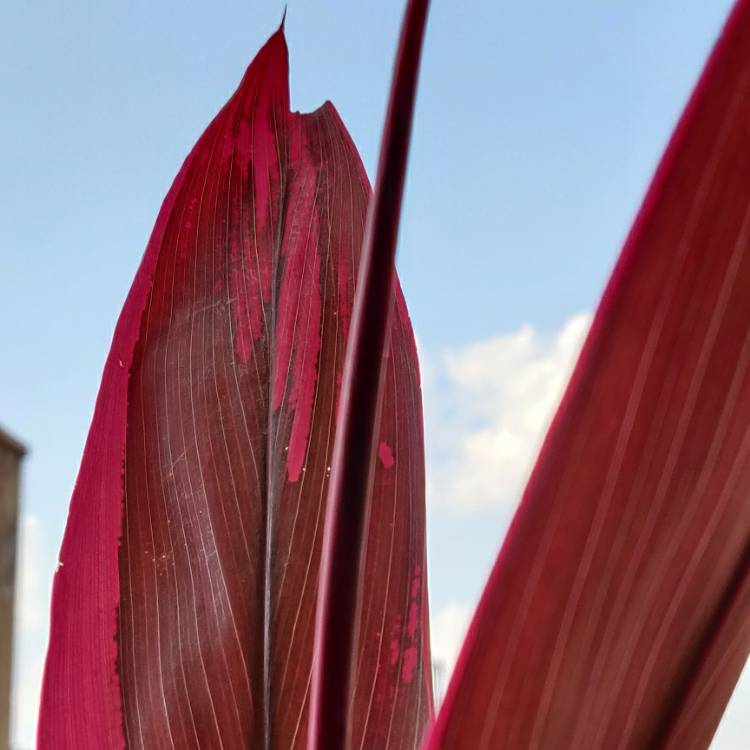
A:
429,602,471,704
425,313,590,513
13,513,54,749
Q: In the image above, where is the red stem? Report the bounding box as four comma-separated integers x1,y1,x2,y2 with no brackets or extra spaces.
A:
307,2,430,749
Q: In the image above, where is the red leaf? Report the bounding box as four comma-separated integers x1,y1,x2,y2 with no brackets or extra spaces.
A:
425,2,750,749
38,26,431,750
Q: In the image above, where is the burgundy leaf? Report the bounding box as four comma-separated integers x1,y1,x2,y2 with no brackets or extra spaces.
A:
308,2,431,750
424,2,750,749
38,25,431,750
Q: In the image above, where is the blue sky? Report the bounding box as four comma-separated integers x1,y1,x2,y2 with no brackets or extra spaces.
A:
0,0,747,747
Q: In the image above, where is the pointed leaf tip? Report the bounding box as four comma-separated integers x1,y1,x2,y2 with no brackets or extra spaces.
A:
38,13,430,750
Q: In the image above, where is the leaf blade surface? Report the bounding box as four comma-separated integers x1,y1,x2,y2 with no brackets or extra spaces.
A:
38,28,431,750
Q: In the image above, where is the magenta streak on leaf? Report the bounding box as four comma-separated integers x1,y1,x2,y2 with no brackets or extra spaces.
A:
379,441,395,469
424,2,750,749
308,2,432,750
38,25,431,750
273,135,323,483
283,236,323,484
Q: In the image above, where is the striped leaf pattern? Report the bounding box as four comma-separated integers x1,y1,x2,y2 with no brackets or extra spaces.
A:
425,2,750,749
39,28,431,750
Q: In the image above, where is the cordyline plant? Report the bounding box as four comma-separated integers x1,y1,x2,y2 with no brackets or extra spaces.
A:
37,0,750,748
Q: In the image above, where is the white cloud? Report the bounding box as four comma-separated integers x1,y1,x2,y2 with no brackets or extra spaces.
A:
429,603,471,705
426,313,591,513
12,513,54,749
